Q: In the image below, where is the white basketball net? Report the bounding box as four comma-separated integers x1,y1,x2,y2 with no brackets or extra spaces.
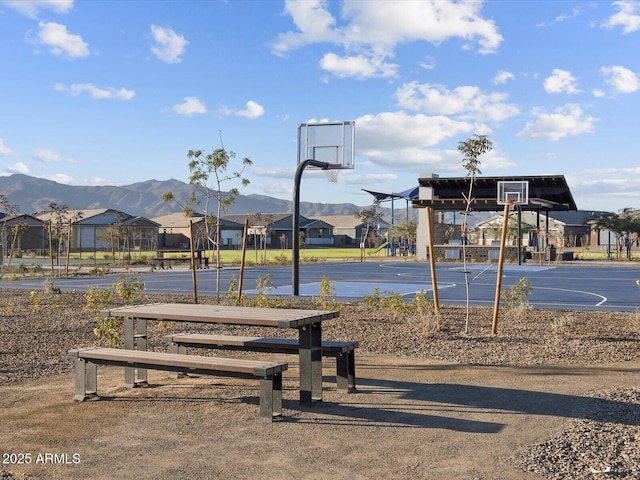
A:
325,169,340,183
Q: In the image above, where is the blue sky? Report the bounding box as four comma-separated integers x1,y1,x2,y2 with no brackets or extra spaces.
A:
1,0,639,214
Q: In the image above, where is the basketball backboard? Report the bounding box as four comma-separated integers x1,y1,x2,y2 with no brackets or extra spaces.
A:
297,121,355,170
497,180,529,205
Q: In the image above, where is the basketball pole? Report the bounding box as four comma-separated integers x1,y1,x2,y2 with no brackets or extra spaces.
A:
293,159,330,296
492,202,511,334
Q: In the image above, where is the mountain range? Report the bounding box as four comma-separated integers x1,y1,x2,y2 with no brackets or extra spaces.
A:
0,174,397,220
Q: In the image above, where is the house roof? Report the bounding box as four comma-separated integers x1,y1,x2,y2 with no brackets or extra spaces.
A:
223,213,317,229
223,213,292,226
413,175,578,212
151,212,205,228
310,215,390,228
121,216,161,228
0,213,44,226
35,208,127,223
475,210,609,229
304,219,334,230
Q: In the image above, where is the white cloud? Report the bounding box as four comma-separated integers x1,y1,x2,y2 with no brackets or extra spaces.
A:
6,162,29,174
219,100,265,119
172,97,207,116
37,21,89,59
319,51,398,79
395,82,520,123
42,173,74,184
353,111,476,170
256,182,293,195
419,56,436,70
493,70,515,85
600,65,640,93
235,100,265,119
54,83,135,100
592,89,606,98
150,24,188,63
602,0,640,33
273,0,502,79
251,166,295,179
2,0,73,18
32,148,74,163
36,173,108,186
555,6,582,23
517,104,597,141
544,69,580,94
568,167,640,211
0,138,13,156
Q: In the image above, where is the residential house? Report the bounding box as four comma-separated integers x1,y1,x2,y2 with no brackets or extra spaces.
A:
473,210,610,250
0,213,47,256
311,215,389,246
36,208,158,254
151,212,244,250
223,213,312,249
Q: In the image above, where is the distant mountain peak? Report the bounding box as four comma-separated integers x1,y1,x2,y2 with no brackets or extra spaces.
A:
0,173,384,219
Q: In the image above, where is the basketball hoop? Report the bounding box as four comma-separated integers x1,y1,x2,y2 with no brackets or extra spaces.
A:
325,169,340,183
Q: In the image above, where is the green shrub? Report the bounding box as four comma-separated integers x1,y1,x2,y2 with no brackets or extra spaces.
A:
501,277,531,310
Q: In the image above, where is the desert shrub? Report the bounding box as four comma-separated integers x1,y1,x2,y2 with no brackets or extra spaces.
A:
315,275,339,311
501,277,531,310
85,276,145,345
551,313,576,334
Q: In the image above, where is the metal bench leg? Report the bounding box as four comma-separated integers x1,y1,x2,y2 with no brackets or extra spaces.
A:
259,375,282,422
167,341,187,379
273,372,283,418
124,318,148,388
336,353,349,392
347,351,356,391
74,358,97,401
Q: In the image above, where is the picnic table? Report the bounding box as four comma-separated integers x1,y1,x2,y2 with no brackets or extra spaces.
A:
101,303,339,403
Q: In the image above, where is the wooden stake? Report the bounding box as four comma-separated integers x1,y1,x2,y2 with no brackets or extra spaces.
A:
426,207,439,313
237,219,249,302
492,202,511,334
189,219,198,304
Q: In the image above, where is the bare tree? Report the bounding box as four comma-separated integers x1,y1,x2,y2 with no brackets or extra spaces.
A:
458,134,493,333
0,194,19,271
164,144,252,299
355,201,384,261
594,208,640,260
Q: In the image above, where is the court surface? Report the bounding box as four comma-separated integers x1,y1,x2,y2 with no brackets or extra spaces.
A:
1,261,638,312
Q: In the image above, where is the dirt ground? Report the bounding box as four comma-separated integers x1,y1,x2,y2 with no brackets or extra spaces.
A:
1,288,639,479
2,354,638,480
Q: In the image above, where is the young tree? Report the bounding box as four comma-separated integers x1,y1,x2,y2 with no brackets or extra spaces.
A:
594,208,640,260
0,194,19,270
458,134,493,333
6,222,27,269
394,219,417,255
355,201,384,261
164,146,252,298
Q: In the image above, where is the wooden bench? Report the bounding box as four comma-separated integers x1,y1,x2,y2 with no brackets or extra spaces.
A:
153,257,209,269
163,334,358,392
68,347,288,421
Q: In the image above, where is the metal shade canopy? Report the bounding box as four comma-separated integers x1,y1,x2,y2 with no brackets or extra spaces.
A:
412,175,577,212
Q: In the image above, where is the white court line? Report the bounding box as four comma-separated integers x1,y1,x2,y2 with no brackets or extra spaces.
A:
533,286,608,307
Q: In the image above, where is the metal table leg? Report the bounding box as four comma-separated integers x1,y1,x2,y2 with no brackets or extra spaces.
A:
298,321,322,403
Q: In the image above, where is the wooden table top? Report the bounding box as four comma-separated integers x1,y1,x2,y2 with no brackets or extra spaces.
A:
101,303,339,328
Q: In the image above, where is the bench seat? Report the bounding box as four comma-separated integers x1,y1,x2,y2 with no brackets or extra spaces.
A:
163,334,358,392
68,347,287,421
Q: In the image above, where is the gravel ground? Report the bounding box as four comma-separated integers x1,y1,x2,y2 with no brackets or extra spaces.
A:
1,286,639,479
